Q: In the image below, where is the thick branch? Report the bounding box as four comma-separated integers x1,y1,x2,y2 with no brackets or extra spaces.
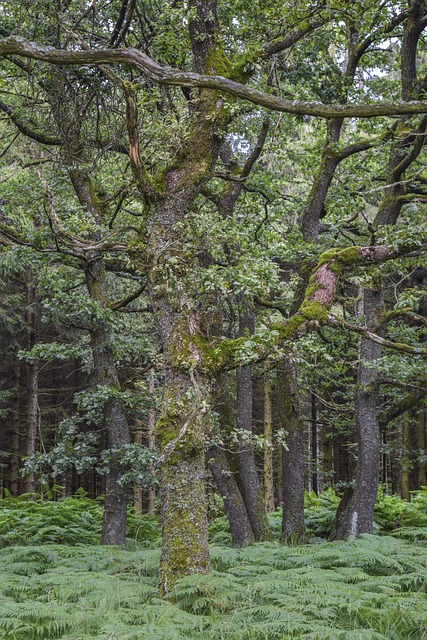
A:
2,37,427,118
205,242,427,371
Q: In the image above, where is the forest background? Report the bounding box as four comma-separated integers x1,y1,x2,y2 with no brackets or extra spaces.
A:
0,0,427,600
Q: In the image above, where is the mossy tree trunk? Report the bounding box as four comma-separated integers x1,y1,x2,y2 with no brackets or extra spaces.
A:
147,190,220,591
156,367,212,593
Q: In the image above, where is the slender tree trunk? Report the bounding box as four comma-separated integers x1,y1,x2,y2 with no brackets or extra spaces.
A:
382,429,389,492
278,358,305,542
418,408,426,487
147,368,156,513
310,391,319,495
264,378,275,512
277,441,283,509
84,258,131,545
101,400,130,544
207,445,254,547
236,362,270,540
401,417,410,500
133,417,144,514
236,310,270,541
323,426,333,490
9,362,21,496
25,360,39,494
334,288,383,539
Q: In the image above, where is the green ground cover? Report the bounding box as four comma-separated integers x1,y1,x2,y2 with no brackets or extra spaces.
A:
0,492,425,639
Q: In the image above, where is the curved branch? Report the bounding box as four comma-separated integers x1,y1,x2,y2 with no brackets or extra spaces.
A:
2,37,427,119
0,99,61,145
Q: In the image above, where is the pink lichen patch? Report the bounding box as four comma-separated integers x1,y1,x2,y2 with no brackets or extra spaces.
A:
310,263,338,306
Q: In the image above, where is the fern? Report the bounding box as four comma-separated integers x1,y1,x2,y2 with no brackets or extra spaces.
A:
0,498,426,639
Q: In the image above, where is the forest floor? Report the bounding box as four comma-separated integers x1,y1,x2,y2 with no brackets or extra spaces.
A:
0,492,426,639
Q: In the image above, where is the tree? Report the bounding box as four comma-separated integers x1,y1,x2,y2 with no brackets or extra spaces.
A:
1,0,427,592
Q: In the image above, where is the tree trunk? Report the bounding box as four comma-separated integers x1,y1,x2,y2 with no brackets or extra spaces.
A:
235,309,270,541
25,360,39,494
84,258,131,546
133,416,144,514
157,369,211,593
278,359,305,542
9,362,21,496
334,288,383,539
236,362,270,540
147,368,157,513
207,445,254,547
101,400,130,545
418,407,426,487
310,391,319,495
264,378,275,512
401,417,410,500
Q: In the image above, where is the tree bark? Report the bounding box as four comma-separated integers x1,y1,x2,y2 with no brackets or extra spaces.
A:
334,288,383,539
310,391,319,495
9,362,21,496
25,360,39,494
207,446,254,547
25,282,39,495
84,258,131,546
147,368,157,513
235,310,270,541
401,417,410,500
264,378,275,512
418,407,426,487
156,369,211,593
278,358,305,542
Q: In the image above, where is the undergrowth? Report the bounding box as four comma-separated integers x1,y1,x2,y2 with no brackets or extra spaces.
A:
1,487,426,549
0,535,425,639
0,492,161,548
0,490,426,638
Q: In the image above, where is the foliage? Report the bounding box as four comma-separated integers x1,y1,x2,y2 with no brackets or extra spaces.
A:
0,494,161,548
0,534,426,639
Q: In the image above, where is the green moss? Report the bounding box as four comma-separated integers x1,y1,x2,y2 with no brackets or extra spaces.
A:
317,248,341,267
160,455,209,593
336,246,362,264
316,246,362,275
204,45,232,76
300,300,328,322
